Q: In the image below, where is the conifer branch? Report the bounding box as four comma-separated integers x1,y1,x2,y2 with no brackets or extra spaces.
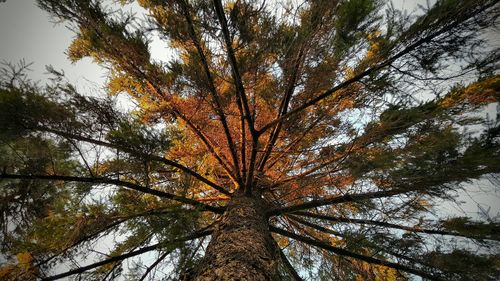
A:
283,217,449,277
265,115,325,170
293,211,494,240
278,247,304,281
36,0,237,191
258,48,305,172
41,229,212,281
287,215,343,237
174,114,239,185
270,226,444,281
212,0,259,194
212,0,255,134
268,188,407,216
33,207,179,269
138,250,171,281
0,173,224,214
258,1,497,134
35,126,230,196
178,0,242,184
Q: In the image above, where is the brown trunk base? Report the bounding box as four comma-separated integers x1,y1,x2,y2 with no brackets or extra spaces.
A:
190,194,279,280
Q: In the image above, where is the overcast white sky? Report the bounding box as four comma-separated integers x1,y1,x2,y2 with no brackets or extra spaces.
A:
0,1,106,89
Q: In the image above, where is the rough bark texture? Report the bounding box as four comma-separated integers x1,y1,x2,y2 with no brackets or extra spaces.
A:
191,194,280,280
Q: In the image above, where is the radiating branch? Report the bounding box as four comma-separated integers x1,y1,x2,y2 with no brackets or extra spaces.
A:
287,215,343,237
258,47,305,172
34,207,178,269
270,226,444,281
0,173,224,214
268,188,407,216
212,0,259,194
285,215,457,278
278,247,304,281
212,0,255,134
41,229,212,281
138,250,171,281
174,114,239,185
258,1,496,134
35,126,230,196
178,0,242,184
294,211,494,240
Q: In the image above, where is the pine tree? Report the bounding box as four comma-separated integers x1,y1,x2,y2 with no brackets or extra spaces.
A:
1,0,499,280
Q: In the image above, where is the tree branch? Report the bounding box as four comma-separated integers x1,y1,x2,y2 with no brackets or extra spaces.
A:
35,126,230,196
34,207,179,270
287,215,343,237
258,2,496,134
174,114,238,185
212,0,255,134
294,211,495,240
36,1,234,195
178,0,242,184
0,173,224,214
258,47,305,172
278,247,304,281
270,226,444,281
212,0,259,194
41,229,212,281
284,216,451,277
268,188,407,216
138,250,171,281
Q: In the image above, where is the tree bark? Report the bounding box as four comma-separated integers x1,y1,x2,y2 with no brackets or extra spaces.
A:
190,193,280,280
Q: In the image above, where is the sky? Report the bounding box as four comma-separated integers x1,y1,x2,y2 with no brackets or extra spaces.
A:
0,0,176,91
0,0,106,90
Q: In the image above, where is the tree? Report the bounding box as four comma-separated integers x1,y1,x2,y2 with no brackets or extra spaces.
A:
1,0,499,280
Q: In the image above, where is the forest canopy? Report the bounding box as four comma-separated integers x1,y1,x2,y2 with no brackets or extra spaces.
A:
0,0,499,280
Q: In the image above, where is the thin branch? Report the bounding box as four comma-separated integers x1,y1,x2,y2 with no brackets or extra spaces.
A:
34,126,230,196
138,250,171,281
258,2,495,134
285,216,449,276
287,215,343,237
265,114,324,171
34,217,126,270
101,234,154,281
65,137,95,177
41,229,212,281
0,173,224,214
174,114,238,185
294,211,495,240
268,188,407,216
35,206,188,270
178,0,242,184
212,0,255,134
278,247,304,281
212,0,259,194
141,79,236,187
270,226,444,281
258,47,305,172
38,1,234,195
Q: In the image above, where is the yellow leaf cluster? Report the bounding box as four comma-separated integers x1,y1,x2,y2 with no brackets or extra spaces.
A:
0,252,37,281
439,75,500,109
67,34,92,63
16,252,33,270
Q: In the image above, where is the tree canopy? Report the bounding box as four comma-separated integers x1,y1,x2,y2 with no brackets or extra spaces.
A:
1,0,499,280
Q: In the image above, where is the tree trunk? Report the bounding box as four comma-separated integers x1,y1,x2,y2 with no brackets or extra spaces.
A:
190,193,280,280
